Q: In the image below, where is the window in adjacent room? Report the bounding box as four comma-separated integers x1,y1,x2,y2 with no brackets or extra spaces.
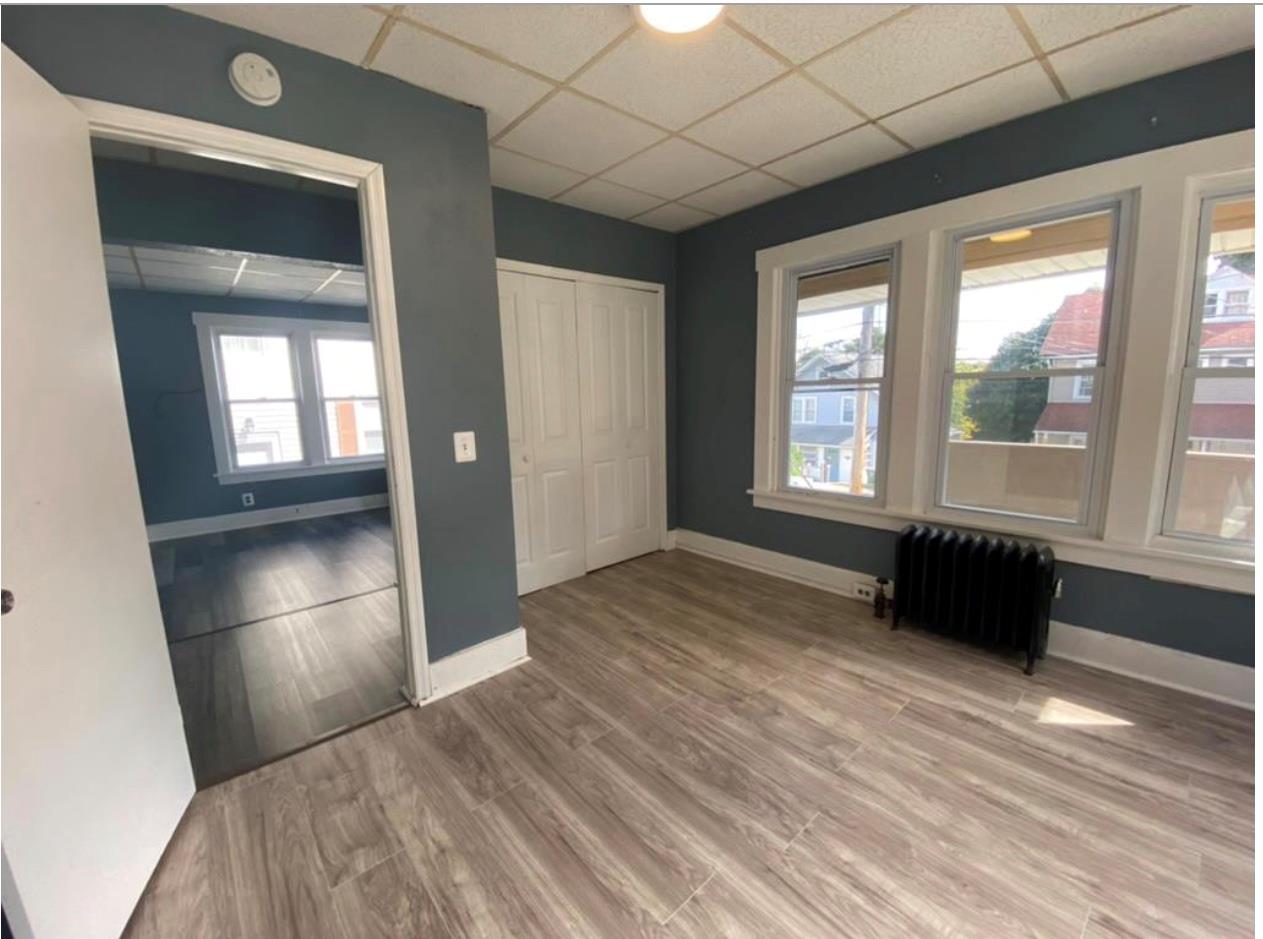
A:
195,312,383,481
317,338,385,459
938,201,1124,525
784,250,894,500
217,333,304,467
1163,193,1255,545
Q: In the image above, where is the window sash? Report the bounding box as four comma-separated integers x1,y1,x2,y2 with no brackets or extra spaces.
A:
1162,189,1255,543
934,197,1126,531
195,312,382,481
778,247,897,505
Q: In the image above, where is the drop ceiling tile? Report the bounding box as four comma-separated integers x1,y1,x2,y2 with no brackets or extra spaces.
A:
373,21,552,136
763,123,907,187
489,147,586,198
307,291,365,307
245,258,331,279
633,203,715,233
497,91,666,174
882,62,1062,149
726,4,909,63
556,179,663,219
807,5,1030,117
1018,4,1174,52
686,74,863,166
681,171,795,216
174,4,385,64
104,255,137,275
236,271,328,293
143,276,231,296
601,138,743,200
231,285,311,301
103,244,132,258
107,272,143,290
332,270,366,287
401,4,633,80
132,245,212,265
571,25,785,130
136,259,237,284
1048,4,1255,99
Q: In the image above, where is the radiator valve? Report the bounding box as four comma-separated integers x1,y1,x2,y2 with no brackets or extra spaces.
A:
874,577,890,619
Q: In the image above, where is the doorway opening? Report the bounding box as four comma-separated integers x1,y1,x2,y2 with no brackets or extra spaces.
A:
89,138,412,786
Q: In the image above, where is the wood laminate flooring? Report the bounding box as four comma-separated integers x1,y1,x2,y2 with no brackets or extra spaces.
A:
152,508,398,642
126,549,1253,938
157,509,406,787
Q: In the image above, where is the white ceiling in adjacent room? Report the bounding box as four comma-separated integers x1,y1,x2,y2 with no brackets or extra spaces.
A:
176,4,1254,231
103,242,368,306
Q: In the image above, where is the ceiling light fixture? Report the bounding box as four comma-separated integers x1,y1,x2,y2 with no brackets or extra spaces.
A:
634,4,725,36
989,228,1034,244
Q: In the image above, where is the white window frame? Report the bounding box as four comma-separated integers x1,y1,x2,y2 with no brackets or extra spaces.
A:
933,195,1133,533
751,130,1253,594
1072,374,1095,401
841,394,856,425
776,245,899,505
1159,185,1255,552
791,395,818,424
194,311,385,483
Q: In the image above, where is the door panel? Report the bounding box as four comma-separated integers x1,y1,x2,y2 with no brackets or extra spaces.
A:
1,47,195,939
577,282,662,570
497,271,586,594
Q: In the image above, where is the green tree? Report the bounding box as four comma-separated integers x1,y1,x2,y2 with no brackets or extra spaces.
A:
1219,252,1255,277
950,362,982,439
963,313,1054,442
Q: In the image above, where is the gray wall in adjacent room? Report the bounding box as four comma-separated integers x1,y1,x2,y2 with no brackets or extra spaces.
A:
4,5,516,661
491,188,679,526
674,52,1255,667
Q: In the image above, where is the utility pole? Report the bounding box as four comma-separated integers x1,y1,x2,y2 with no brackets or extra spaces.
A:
850,304,874,494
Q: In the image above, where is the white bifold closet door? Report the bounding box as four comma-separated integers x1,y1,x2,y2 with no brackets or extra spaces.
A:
497,270,587,594
576,281,662,571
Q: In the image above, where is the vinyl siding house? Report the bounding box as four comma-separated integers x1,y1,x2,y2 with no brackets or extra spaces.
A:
791,345,881,488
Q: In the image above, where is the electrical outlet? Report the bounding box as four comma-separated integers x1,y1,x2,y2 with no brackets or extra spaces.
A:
241,492,255,507
852,582,876,602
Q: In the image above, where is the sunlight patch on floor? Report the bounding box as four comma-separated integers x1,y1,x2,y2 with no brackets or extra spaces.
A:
1037,697,1134,727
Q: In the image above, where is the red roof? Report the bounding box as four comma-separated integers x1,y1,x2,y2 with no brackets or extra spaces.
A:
1201,320,1255,351
1037,401,1253,439
1041,289,1103,357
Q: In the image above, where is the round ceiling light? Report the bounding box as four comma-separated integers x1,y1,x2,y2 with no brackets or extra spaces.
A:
634,4,725,36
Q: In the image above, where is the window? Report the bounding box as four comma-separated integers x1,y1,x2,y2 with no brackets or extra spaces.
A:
784,251,893,499
1163,193,1254,545
939,202,1123,525
217,334,304,467
841,395,856,425
317,338,384,459
790,395,817,424
195,312,384,481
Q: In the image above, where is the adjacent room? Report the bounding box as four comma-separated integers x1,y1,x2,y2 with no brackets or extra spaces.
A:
91,142,409,785
0,5,1255,939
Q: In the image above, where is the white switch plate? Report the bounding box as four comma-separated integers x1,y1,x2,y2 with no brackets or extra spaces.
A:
453,431,477,463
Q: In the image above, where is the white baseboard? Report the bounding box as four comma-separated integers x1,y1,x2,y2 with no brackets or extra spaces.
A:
673,528,875,599
672,528,1253,710
661,529,678,551
427,626,529,701
1048,620,1253,709
146,493,390,541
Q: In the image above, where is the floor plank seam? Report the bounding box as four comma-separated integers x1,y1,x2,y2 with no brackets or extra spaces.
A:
658,869,716,927
781,811,820,856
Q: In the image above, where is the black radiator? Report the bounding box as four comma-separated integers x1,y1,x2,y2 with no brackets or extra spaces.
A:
892,524,1056,675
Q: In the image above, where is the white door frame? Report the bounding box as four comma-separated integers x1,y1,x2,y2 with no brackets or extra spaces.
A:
495,258,670,555
69,97,432,703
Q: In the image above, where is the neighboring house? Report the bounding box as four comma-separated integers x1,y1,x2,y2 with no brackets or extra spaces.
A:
791,338,880,487
1035,267,1255,452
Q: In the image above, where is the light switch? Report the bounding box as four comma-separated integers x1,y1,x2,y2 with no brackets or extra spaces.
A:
453,430,477,463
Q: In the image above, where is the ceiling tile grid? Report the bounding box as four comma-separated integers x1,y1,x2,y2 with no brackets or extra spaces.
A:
176,4,1255,232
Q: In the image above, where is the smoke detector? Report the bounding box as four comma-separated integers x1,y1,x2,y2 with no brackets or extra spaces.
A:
229,52,282,107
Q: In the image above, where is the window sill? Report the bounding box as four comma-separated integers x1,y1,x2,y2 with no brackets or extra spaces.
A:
216,460,386,485
750,488,1253,594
